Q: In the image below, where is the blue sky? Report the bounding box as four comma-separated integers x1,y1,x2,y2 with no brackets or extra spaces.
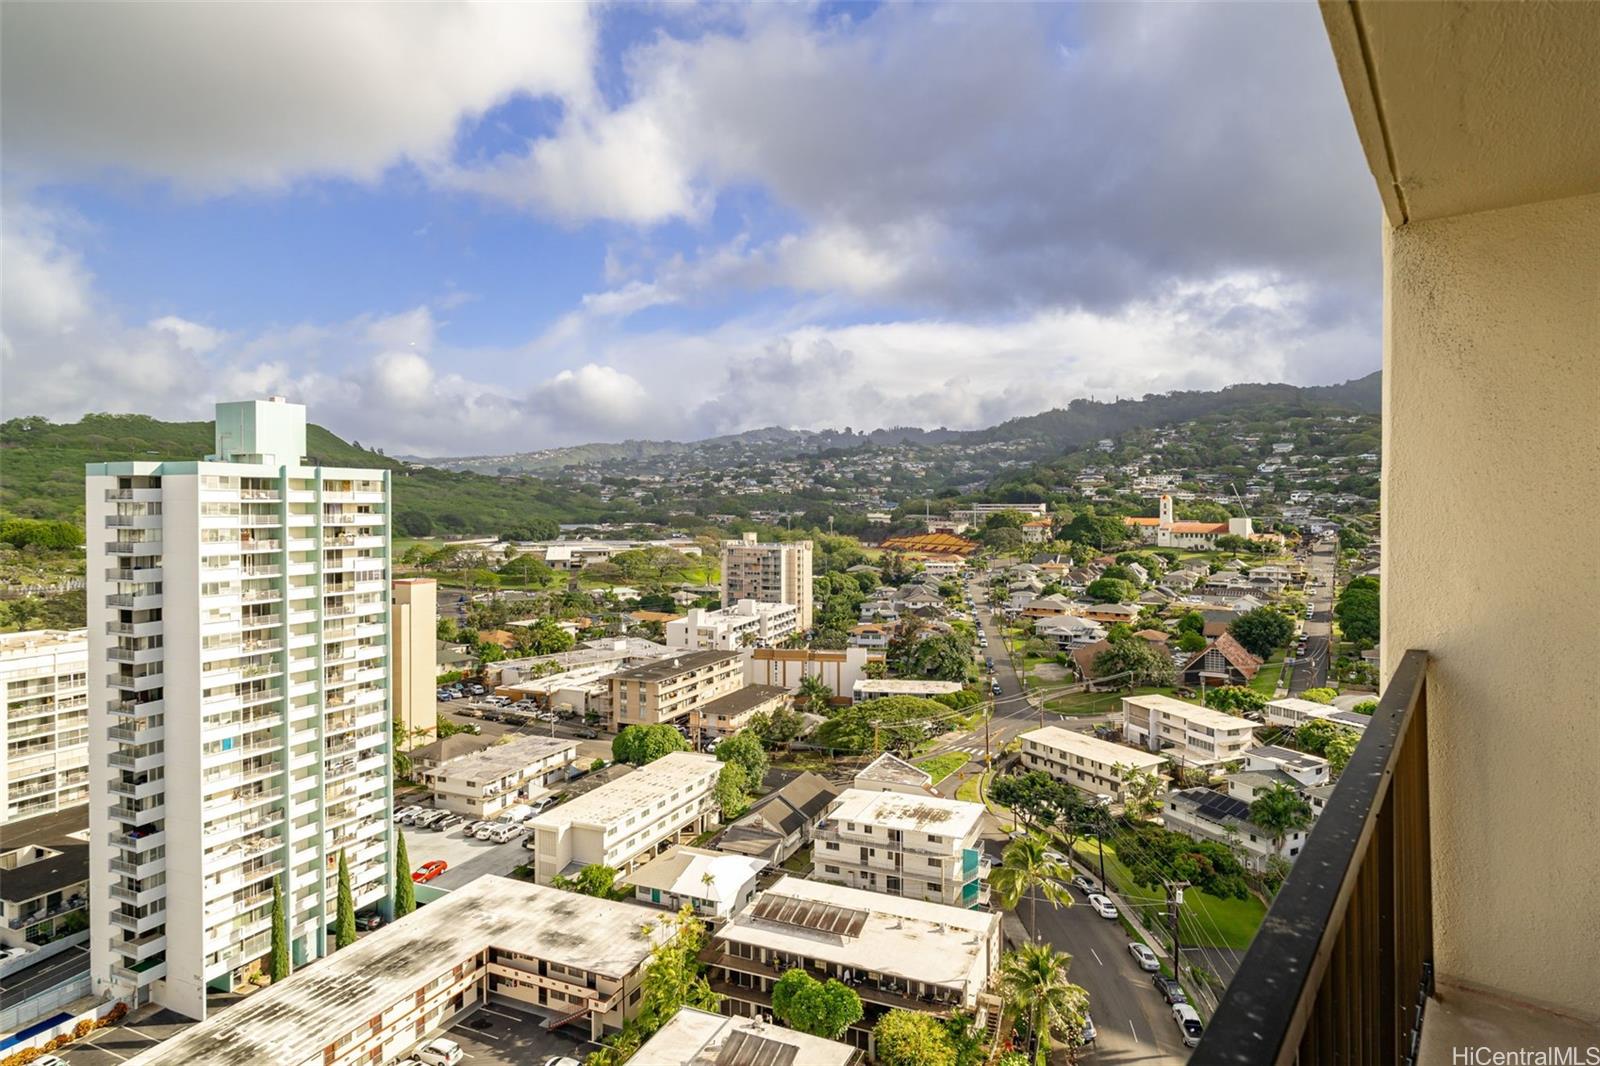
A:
1,2,1378,455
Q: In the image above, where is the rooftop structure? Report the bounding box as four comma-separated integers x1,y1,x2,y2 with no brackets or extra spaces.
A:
622,845,768,920
852,752,934,795
632,1007,860,1066
123,876,669,1064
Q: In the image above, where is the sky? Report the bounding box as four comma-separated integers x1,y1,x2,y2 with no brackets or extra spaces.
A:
0,2,1379,457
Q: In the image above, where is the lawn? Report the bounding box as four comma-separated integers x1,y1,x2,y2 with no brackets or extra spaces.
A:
914,751,971,784
1250,650,1289,695
1044,685,1168,716
956,771,1016,829
1069,839,1266,950
772,751,837,775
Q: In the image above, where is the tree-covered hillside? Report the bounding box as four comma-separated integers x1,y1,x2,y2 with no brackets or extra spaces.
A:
0,413,617,536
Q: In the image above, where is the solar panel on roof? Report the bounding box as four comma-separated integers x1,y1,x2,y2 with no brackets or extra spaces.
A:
750,892,869,939
718,1029,800,1066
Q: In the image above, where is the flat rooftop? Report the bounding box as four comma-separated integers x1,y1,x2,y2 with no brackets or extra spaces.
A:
823,789,984,838
698,684,789,718
0,628,86,656
422,734,577,782
0,806,90,904
530,752,719,830
1123,692,1255,731
635,1007,857,1066
125,876,667,1066
1020,725,1165,768
614,649,742,682
716,876,996,990
1246,744,1330,771
852,678,965,694
1267,697,1339,715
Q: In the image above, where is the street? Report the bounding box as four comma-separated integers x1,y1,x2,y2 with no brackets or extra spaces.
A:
1288,544,1335,693
1025,886,1191,1064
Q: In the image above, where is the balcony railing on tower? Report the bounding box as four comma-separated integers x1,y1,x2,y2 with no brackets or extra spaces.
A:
1192,649,1433,1066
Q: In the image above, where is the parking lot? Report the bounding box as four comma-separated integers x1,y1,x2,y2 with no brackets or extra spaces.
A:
436,1001,594,1066
399,821,532,892
57,1008,195,1065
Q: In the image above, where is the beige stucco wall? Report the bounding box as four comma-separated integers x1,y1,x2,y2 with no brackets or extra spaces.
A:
391,579,437,745
1382,191,1600,1019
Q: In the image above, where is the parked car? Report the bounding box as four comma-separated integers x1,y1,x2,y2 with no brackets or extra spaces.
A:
1071,875,1095,895
355,913,383,931
576,728,599,739
468,684,485,695
0,945,37,963
1078,1013,1097,1045
473,822,498,840
411,860,448,883
436,690,455,702
991,681,1002,696
435,815,464,831
1173,1003,1205,1047
415,1038,464,1066
1087,893,1119,919
1152,973,1187,1005
1128,942,1160,971
489,823,522,844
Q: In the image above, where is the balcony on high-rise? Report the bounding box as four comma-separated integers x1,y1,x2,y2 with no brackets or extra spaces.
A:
1194,5,1599,1063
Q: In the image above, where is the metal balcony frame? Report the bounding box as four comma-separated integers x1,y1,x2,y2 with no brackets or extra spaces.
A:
1193,648,1433,1065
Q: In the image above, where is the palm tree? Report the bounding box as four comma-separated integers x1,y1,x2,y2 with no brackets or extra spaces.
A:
1249,782,1314,855
797,674,833,715
989,833,1073,934
998,942,1090,1064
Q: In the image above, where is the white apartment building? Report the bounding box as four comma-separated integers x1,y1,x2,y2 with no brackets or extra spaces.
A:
1018,726,1166,804
851,678,965,703
526,752,720,885
85,398,393,1020
720,534,813,630
813,789,988,907
706,876,1002,1054
1121,693,1258,767
745,647,879,698
421,735,578,818
122,876,672,1063
665,600,800,651
1264,697,1372,733
2,629,90,822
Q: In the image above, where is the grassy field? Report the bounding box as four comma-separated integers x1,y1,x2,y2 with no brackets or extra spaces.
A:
914,751,971,784
1043,685,1167,716
1250,650,1289,694
1070,839,1266,950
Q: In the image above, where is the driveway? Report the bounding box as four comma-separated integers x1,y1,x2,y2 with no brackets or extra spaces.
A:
438,1001,595,1066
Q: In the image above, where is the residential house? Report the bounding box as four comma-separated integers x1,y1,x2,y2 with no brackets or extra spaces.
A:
712,772,839,863
852,753,936,796
1034,615,1106,651
1180,632,1264,688
621,846,767,922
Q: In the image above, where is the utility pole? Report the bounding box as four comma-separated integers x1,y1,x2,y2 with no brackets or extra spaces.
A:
983,701,992,770
1166,880,1190,985
1095,811,1108,889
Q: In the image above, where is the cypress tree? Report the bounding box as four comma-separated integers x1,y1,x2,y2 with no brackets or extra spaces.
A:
393,831,415,918
335,849,357,948
269,875,291,982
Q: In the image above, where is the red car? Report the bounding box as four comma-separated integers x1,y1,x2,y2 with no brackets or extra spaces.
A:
411,860,448,883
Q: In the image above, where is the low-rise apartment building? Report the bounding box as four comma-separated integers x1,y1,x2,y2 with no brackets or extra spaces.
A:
813,789,988,907
1,807,90,957
609,651,744,733
621,846,766,921
704,876,1001,1055
421,735,578,817
1,629,90,823
696,685,789,739
1264,697,1372,733
1163,787,1311,871
634,1007,861,1066
1122,693,1258,766
122,876,671,1064
851,678,965,703
526,752,721,884
666,600,800,651
1018,726,1166,803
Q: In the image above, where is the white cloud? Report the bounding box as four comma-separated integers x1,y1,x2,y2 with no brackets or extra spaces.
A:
0,4,595,190
527,364,653,436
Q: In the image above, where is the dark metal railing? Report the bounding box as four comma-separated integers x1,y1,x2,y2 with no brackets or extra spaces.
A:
1192,648,1433,1066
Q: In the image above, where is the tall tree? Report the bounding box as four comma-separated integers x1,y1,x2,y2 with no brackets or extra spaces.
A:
335,849,357,948
713,762,751,819
393,830,416,918
997,942,1090,1064
612,723,691,766
1228,607,1294,659
1113,764,1166,821
1249,783,1315,855
714,730,769,790
771,969,864,1039
269,875,290,982
989,834,1073,933
637,906,720,1033
796,674,834,715
874,1010,958,1066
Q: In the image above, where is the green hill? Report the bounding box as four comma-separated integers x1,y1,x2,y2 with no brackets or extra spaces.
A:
0,413,617,536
